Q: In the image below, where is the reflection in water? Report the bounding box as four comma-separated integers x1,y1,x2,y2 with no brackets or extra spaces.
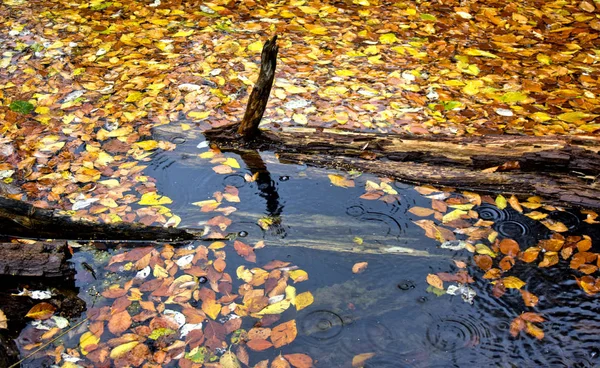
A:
477,204,549,247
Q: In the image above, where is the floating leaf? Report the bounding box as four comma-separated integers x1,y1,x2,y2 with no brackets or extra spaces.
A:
295,291,314,311
109,341,139,359
271,320,297,348
138,192,172,205
220,351,242,368
352,262,368,274
25,302,56,320
108,310,131,335
495,195,507,210
80,331,100,355
0,310,6,329
503,276,526,289
284,353,314,368
352,353,376,367
328,174,355,188
499,239,520,257
426,274,444,289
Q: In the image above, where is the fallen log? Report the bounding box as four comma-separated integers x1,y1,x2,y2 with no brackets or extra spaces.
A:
204,35,600,209
0,241,73,278
0,196,203,241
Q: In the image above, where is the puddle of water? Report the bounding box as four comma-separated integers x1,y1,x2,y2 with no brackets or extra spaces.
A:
11,131,600,368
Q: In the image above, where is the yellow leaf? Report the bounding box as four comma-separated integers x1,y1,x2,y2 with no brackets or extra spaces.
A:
188,111,211,120
379,33,398,44
134,140,159,151
335,69,355,77
501,91,528,103
496,195,507,210
289,269,309,283
352,352,376,367
462,80,483,95
464,48,498,58
172,29,194,37
181,123,191,131
295,291,314,311
305,24,328,35
138,192,172,205
536,53,551,65
557,111,594,123
202,298,221,320
525,211,548,220
442,209,467,223
153,265,169,278
223,157,240,168
328,174,355,188
503,276,526,289
80,331,100,355
292,113,308,125
530,112,551,122
247,40,263,52
364,45,379,55
541,219,568,232
299,5,319,14
256,299,291,315
475,243,497,257
125,91,143,102
109,341,139,359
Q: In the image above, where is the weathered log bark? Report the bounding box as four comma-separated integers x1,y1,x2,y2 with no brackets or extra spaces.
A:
238,35,278,138
0,196,203,241
0,241,73,278
205,127,600,208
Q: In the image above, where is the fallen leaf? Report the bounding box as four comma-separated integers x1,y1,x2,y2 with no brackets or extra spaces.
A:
108,310,132,335
284,353,314,368
426,274,444,289
352,262,368,274
328,174,355,188
26,302,56,320
352,352,376,367
271,320,297,348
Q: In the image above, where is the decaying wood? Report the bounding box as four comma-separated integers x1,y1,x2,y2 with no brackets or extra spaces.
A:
0,196,203,241
0,241,73,278
238,35,279,138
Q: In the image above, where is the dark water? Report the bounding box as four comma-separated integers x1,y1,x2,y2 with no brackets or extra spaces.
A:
13,131,600,367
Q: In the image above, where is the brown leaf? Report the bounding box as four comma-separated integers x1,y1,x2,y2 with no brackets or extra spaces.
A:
0,310,7,329
236,345,250,366
271,320,297,348
352,262,368,274
499,239,520,257
474,255,493,271
499,256,515,272
234,240,257,263
108,310,132,335
25,302,56,320
246,338,273,351
283,353,314,368
538,252,559,268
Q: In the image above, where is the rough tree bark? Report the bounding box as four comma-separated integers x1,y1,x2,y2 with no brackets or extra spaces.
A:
205,36,600,209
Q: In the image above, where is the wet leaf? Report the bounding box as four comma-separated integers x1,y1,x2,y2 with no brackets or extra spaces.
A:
520,247,540,263
520,290,539,307
541,219,568,232
247,338,273,351
80,331,100,355
0,310,6,329
474,255,493,271
220,351,242,368
271,320,297,348
538,252,559,268
510,317,526,337
284,353,314,368
328,174,355,188
352,352,376,367
257,300,291,315
525,322,544,340
234,240,256,262
352,262,368,274
426,274,444,289
25,302,56,320
289,269,309,283
295,291,314,311
138,192,172,205
503,276,526,289
108,310,132,335
9,100,34,114
409,207,436,217
110,341,139,359
499,239,520,257
495,195,507,210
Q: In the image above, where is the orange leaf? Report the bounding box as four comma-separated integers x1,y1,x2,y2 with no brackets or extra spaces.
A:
408,207,435,217
510,317,525,337
474,255,493,271
283,353,314,368
352,352,376,367
271,320,297,348
108,310,131,335
213,258,226,272
246,338,273,351
499,256,515,272
352,262,368,274
426,274,443,289
234,240,256,263
520,290,539,307
538,252,559,268
499,239,520,257
272,355,291,368
519,247,540,263
520,312,545,323
25,302,56,320
508,195,523,213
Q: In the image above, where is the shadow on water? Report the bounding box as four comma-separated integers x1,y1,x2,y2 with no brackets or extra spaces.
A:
10,129,600,367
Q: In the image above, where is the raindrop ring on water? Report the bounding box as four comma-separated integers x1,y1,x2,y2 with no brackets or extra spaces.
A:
426,317,491,353
300,310,345,343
